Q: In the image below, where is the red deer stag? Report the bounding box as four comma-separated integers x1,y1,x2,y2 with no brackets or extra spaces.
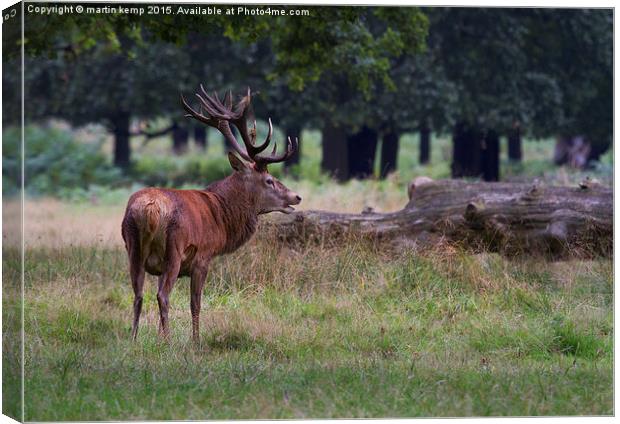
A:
121,87,301,342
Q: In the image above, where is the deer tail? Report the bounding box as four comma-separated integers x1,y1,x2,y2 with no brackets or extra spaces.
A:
144,201,161,235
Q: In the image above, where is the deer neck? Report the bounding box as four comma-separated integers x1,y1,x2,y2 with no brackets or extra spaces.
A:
204,174,260,252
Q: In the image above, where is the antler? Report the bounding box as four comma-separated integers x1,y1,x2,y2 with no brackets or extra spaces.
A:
181,86,296,170
181,89,253,162
254,136,298,168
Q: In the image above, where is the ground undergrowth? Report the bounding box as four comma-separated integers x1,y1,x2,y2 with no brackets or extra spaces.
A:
3,235,612,419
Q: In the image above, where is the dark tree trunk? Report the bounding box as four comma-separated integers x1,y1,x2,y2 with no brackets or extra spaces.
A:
380,130,399,178
419,122,431,164
553,136,570,165
112,112,131,170
452,122,482,178
348,126,379,179
284,125,302,174
321,122,349,181
554,136,591,169
172,123,189,155
508,124,522,162
588,137,611,163
481,129,500,182
269,179,612,259
194,126,207,150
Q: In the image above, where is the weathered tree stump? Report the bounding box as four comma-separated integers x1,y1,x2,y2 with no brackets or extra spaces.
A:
268,178,612,258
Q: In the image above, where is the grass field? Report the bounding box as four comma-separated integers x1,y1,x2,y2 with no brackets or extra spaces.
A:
2,133,614,420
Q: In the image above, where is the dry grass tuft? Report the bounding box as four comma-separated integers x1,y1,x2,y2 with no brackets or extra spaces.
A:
203,308,288,352
4,198,124,248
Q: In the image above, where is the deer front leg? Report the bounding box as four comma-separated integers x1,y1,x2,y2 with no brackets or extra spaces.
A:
190,264,209,344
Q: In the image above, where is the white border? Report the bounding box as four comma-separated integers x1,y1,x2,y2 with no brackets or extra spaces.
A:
0,1,616,424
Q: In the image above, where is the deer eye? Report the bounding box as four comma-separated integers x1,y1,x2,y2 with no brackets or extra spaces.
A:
265,178,274,187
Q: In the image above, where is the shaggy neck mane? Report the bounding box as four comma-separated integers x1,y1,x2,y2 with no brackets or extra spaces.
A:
204,173,259,253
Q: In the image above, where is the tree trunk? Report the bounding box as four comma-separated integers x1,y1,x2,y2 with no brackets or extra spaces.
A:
588,137,610,163
508,124,522,162
268,179,612,258
481,129,500,182
451,122,482,178
194,126,207,150
172,122,189,155
419,122,431,165
380,130,399,179
284,125,302,174
348,126,379,179
554,136,591,169
112,112,131,170
321,122,349,181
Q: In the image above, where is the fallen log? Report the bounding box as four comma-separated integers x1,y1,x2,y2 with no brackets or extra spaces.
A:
268,178,613,258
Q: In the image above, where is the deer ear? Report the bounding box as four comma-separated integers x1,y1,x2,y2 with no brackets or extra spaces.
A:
228,152,249,172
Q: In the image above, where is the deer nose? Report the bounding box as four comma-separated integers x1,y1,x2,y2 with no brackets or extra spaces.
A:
294,194,302,203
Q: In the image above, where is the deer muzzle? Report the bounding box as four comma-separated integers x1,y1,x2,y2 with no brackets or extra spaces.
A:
280,193,302,214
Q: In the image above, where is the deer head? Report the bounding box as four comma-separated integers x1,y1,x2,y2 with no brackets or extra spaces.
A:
181,86,302,214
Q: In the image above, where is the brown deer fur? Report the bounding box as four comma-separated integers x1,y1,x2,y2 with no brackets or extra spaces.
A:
122,88,300,342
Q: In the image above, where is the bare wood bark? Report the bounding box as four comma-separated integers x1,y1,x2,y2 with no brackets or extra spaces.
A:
268,179,612,258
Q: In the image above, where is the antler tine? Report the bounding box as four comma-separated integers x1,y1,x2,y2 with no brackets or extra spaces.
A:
200,84,235,117
195,87,259,160
182,86,296,165
195,93,225,119
234,87,252,114
213,90,234,115
227,90,272,158
181,94,218,127
287,136,298,158
197,85,235,118
291,136,299,155
251,120,258,141
254,135,298,168
250,117,273,153
181,92,253,162
224,90,233,109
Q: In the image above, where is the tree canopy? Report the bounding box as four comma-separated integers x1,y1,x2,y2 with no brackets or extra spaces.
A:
425,8,612,147
4,5,612,175
8,5,429,169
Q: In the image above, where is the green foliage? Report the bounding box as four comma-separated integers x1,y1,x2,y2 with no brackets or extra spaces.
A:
536,9,613,154
19,39,192,127
9,6,430,171
130,155,231,188
19,6,428,98
4,124,612,201
13,6,612,169
230,7,428,94
423,7,612,149
549,317,607,359
2,126,121,196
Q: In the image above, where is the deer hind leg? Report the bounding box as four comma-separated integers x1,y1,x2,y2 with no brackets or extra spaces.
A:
124,224,146,341
190,264,209,344
129,250,146,341
157,247,182,340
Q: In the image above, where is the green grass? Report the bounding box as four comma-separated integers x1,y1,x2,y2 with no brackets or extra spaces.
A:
3,122,613,419
4,235,613,420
